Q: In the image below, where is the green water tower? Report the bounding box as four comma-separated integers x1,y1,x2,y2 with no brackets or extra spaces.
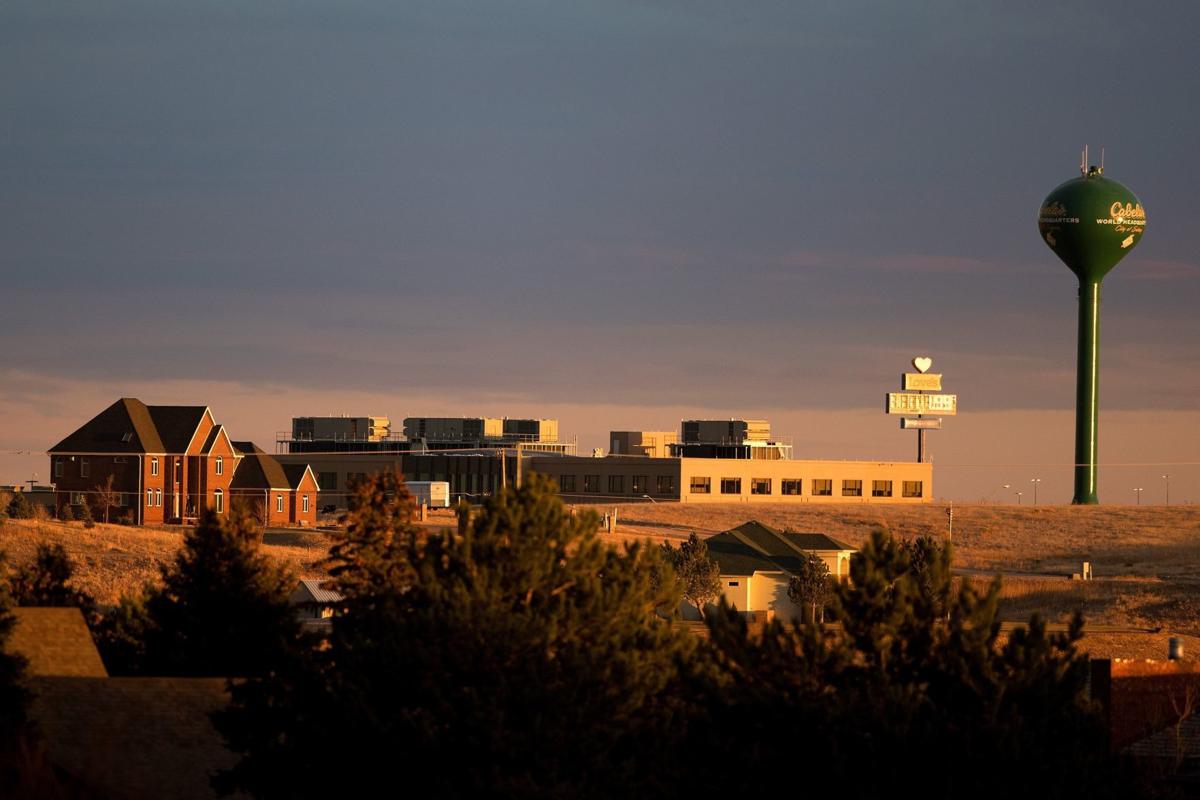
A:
1038,149,1146,504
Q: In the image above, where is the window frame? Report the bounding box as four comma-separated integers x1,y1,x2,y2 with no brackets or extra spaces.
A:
750,477,771,495
150,457,159,477
812,479,833,497
842,479,863,497
214,489,224,514
277,494,285,513
902,480,924,498
781,479,802,496
872,480,894,498
558,475,577,493
608,475,625,494
656,475,676,495
689,476,711,494
720,477,742,495
80,458,90,478
215,456,224,476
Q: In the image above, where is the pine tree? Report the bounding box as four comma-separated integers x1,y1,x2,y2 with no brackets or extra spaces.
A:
106,508,299,677
217,472,701,799
10,543,96,618
661,532,722,618
5,494,34,521
695,529,1138,798
786,552,832,623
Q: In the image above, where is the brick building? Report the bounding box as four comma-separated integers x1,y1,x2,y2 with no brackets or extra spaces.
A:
48,398,315,527
229,442,320,527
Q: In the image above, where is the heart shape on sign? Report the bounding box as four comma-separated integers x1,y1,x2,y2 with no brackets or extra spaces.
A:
912,356,933,373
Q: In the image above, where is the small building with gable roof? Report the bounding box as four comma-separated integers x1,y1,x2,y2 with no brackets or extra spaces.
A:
691,520,856,622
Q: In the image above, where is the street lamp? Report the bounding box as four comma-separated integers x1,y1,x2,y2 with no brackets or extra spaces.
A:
1134,487,1143,505
1030,477,1042,506
1162,474,1170,506
641,494,657,504
1015,491,1023,505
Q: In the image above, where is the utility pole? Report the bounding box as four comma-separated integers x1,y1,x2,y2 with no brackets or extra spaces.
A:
947,501,954,544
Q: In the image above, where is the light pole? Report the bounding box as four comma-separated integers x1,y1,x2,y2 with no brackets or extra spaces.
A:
1162,474,1170,506
1002,483,1011,504
1030,477,1042,506
1134,487,1143,505
1016,491,1023,505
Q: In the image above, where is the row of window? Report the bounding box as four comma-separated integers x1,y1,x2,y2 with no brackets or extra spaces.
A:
557,475,677,495
688,477,923,498
55,456,224,480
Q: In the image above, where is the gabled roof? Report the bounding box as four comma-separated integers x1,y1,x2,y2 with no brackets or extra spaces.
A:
230,453,293,491
9,608,108,678
49,398,165,454
231,440,265,455
289,579,344,605
705,520,855,577
147,406,209,453
283,463,318,491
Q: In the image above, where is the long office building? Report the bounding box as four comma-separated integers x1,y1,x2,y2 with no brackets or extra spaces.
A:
528,455,931,504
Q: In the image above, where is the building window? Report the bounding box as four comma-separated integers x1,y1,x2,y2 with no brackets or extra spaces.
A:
656,475,676,494
116,493,127,507
558,475,576,493
631,475,647,494
727,581,739,587
214,489,224,513
812,479,833,496
781,479,802,496
872,480,893,498
903,481,924,498
302,495,310,513
751,478,771,495
146,489,153,507
155,488,162,507
80,459,90,478
215,456,224,476
72,493,86,506
55,460,63,478
720,478,741,495
318,472,337,490
114,456,127,463
690,477,711,494
842,479,863,497
277,495,285,513
584,475,600,493
608,475,625,494
150,457,159,476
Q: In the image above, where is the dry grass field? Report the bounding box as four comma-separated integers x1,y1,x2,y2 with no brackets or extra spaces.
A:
4,502,1199,659
0,517,331,606
594,501,1200,655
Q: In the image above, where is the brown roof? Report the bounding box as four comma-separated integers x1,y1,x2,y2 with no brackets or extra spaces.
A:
10,608,108,678
49,398,165,454
282,464,315,490
148,406,210,452
29,676,245,800
230,453,293,491
230,441,264,455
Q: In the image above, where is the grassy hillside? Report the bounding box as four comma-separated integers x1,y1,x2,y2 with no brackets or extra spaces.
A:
4,503,1199,658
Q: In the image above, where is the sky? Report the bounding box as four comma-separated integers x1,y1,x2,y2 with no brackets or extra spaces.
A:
2,1,1199,503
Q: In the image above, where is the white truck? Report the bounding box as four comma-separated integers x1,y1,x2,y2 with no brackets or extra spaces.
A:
408,481,451,509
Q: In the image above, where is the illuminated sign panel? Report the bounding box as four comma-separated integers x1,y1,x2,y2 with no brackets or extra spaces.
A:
886,393,957,416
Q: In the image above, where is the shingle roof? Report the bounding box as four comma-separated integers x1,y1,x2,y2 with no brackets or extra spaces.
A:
147,406,209,453
9,608,108,678
231,441,264,455
28,676,242,800
289,579,344,605
705,520,855,577
230,453,293,490
48,398,165,454
282,464,315,490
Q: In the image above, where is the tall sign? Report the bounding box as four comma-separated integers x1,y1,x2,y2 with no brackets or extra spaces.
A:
886,356,955,463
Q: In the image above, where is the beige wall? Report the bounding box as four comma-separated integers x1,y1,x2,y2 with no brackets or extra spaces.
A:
678,458,932,504
530,455,932,504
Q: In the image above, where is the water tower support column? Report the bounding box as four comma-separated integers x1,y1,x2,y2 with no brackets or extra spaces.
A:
1074,280,1101,504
